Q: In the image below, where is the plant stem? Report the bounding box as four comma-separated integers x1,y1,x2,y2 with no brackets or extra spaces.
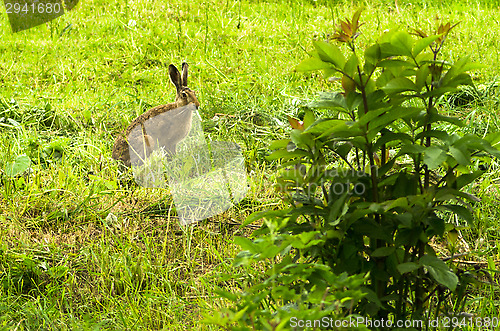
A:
357,66,379,203
357,64,386,314
415,241,425,318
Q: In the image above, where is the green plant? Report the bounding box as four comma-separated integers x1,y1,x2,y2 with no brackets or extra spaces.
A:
214,9,500,328
206,214,369,330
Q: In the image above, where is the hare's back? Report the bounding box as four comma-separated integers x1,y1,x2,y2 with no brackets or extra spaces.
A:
125,103,178,136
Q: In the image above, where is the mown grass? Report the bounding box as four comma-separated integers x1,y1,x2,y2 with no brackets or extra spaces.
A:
1,0,500,329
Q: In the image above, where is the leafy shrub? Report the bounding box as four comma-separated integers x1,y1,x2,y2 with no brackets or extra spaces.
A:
210,9,500,329
206,213,368,330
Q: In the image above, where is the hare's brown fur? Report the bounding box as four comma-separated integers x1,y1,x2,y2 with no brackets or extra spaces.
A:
112,63,199,168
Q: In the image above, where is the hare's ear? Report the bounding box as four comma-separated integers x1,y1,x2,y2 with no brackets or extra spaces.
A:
181,62,188,87
169,64,182,91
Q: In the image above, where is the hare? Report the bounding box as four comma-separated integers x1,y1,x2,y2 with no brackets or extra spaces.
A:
112,63,200,168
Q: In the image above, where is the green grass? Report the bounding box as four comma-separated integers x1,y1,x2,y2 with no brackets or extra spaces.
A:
1,0,500,329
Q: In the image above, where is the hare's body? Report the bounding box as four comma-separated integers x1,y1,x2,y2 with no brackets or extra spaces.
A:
112,63,199,168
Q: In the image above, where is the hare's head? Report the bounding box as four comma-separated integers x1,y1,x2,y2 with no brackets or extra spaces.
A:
169,63,199,109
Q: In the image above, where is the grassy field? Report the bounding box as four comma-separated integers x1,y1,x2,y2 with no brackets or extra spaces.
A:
1,0,500,329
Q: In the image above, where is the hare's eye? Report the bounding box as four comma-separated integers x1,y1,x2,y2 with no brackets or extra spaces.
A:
181,92,187,98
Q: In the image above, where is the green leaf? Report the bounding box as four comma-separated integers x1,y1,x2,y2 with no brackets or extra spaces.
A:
368,107,421,139
427,112,465,127
375,69,395,88
459,62,486,72
4,155,31,178
383,197,410,212
442,72,474,88
313,40,346,69
436,204,474,225
419,255,458,291
212,288,239,302
353,107,388,129
397,262,420,274
412,35,440,57
295,57,334,72
449,146,471,166
378,158,397,177
299,231,320,244
334,142,353,159
456,170,484,190
378,59,415,68
435,188,481,203
233,236,256,253
446,56,482,77
415,65,430,91
428,214,446,237
374,132,413,150
423,146,447,170
343,53,359,77
379,42,407,58
398,144,426,155
415,129,453,143
303,109,316,129
305,119,344,134
309,92,349,111
422,86,461,99
344,91,363,111
266,149,311,161
328,192,349,225
322,68,338,79
290,130,314,149
390,31,413,56
383,77,418,94
371,246,395,257
365,44,381,64
361,287,384,308
318,121,363,139
243,209,289,227
484,132,500,149
458,134,500,158
269,139,290,150
393,173,418,197
280,168,305,185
